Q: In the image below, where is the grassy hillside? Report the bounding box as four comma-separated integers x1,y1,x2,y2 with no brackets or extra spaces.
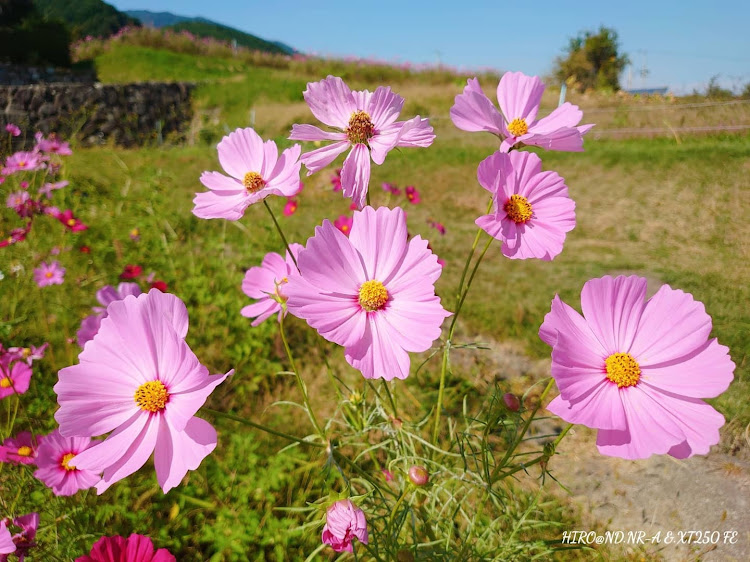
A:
34,0,139,39
166,21,291,55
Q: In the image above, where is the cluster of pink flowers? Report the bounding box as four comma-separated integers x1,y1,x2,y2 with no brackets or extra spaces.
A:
0,512,38,561
76,534,175,562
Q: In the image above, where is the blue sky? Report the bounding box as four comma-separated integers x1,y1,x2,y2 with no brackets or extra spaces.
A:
110,0,750,94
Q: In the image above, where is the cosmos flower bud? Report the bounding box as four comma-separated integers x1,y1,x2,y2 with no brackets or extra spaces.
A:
408,465,429,486
503,393,520,412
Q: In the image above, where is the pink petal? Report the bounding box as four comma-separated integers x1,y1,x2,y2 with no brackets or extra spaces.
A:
366,86,404,128
154,417,217,493
532,102,584,131
340,144,371,209
199,171,243,193
581,275,648,354
300,142,350,175
348,206,408,282
546,378,627,430
548,329,609,403
192,190,249,221
266,144,302,196
476,151,513,193
496,71,545,123
345,314,411,380
303,76,356,129
386,234,445,294
289,124,347,142
539,295,606,353
450,78,504,135
217,128,265,179
393,116,435,148
522,127,586,152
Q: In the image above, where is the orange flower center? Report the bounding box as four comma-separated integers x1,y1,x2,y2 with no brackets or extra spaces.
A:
61,452,77,471
605,353,641,388
45,271,53,278
0,377,11,388
134,380,169,412
358,280,388,311
507,118,528,137
504,194,533,223
346,111,375,144
17,446,33,457
67,218,77,227
243,172,266,193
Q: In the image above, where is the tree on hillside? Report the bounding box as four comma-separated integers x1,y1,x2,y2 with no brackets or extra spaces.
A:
553,26,630,92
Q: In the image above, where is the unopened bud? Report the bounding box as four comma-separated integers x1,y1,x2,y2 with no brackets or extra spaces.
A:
503,393,520,412
408,465,429,486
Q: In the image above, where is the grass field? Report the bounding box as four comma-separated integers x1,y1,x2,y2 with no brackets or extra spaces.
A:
1,42,748,560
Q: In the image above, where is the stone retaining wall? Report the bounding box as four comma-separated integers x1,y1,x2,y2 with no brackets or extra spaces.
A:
0,64,97,86
0,82,194,147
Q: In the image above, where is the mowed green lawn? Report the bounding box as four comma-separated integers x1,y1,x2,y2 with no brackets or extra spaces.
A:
1,44,747,560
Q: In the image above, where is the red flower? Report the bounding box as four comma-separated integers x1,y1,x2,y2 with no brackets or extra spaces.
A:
56,209,88,233
149,280,168,292
79,246,91,254
120,265,142,280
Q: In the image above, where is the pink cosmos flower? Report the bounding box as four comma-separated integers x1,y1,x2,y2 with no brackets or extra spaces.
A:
5,124,21,137
6,343,49,365
192,127,302,220
450,72,593,152
333,215,353,236
38,180,68,199
2,151,45,175
539,275,735,460
33,430,101,496
6,191,29,212
475,151,575,260
241,244,302,326
0,522,15,556
322,500,369,553
330,168,343,192
55,209,88,232
428,220,446,235
55,290,233,493
405,185,421,204
33,261,65,287
77,283,142,348
283,198,298,216
286,206,451,380
75,534,176,562
0,356,32,398
290,76,435,208
0,432,41,465
34,133,73,156
382,182,401,195
1,513,38,561
0,223,32,248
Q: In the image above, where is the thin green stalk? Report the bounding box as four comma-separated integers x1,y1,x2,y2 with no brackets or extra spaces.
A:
280,318,326,440
490,378,555,483
382,380,398,419
202,407,324,448
263,199,298,269
388,488,409,531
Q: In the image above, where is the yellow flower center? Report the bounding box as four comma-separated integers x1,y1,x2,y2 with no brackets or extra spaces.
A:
504,194,533,223
17,446,33,457
0,377,12,388
507,118,528,137
243,171,266,193
21,348,32,358
67,218,77,227
18,161,27,168
134,380,169,412
61,452,77,471
45,271,53,278
605,353,641,388
358,280,388,311
346,111,375,144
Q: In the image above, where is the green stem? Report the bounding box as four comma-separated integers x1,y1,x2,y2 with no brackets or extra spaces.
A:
388,488,410,531
490,378,555,483
263,199,298,270
382,380,398,419
202,407,324,448
279,318,326,440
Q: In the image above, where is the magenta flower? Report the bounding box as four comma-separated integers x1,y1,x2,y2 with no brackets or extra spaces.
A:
33,261,65,287
282,198,298,216
0,432,41,465
382,182,401,195
290,76,435,208
6,191,29,212
2,512,38,561
6,343,48,365
405,185,421,204
75,534,176,562
33,429,101,496
450,72,593,152
77,283,142,348
475,151,575,260
428,220,446,235
2,151,45,175
286,206,450,380
192,127,302,221
321,500,368,553
55,209,88,233
5,124,20,137
539,275,735,460
38,180,68,199
55,290,232,493
333,215,353,236
0,356,32,399
330,168,343,192
34,133,73,156
241,244,302,326
0,522,14,556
